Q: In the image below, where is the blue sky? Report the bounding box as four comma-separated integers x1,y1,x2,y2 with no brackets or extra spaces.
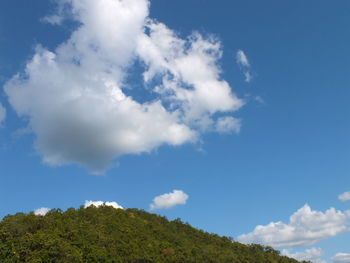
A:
1,0,350,262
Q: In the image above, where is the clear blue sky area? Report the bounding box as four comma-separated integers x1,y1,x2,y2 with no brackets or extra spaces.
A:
1,1,350,262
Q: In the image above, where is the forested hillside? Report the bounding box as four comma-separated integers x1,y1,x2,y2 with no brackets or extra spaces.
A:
0,206,308,263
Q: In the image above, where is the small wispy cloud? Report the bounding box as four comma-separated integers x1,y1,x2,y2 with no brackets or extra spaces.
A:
0,103,6,124
150,190,189,210
244,72,252,83
84,200,123,209
34,207,51,216
254,96,265,104
339,191,350,202
41,1,69,25
42,14,64,25
215,116,241,134
236,49,253,83
236,50,250,67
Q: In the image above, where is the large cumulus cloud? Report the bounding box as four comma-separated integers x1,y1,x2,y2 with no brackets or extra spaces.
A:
5,0,243,173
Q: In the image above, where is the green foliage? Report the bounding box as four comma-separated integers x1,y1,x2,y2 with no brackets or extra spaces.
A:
0,207,306,263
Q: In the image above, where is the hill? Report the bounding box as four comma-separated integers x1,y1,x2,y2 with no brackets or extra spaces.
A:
0,206,308,263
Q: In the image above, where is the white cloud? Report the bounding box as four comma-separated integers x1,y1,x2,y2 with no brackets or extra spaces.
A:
5,0,242,173
137,23,243,126
215,116,241,134
332,253,350,263
42,14,64,25
255,96,265,104
339,191,350,202
282,248,326,263
84,200,123,209
34,207,51,216
237,204,350,248
0,103,6,123
236,49,250,67
150,189,188,210
244,72,252,83
236,49,252,83
41,0,70,25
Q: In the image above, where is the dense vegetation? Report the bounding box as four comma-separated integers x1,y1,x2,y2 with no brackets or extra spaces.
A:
0,206,308,263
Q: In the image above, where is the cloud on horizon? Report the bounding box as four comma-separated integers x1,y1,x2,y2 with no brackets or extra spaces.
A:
237,204,350,248
332,253,350,263
84,200,123,209
4,0,243,173
34,207,51,216
282,248,326,263
150,189,188,210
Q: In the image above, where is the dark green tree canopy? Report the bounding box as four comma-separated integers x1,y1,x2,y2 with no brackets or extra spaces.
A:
0,206,309,263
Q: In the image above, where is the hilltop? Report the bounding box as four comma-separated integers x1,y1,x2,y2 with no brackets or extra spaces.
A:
0,206,307,263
